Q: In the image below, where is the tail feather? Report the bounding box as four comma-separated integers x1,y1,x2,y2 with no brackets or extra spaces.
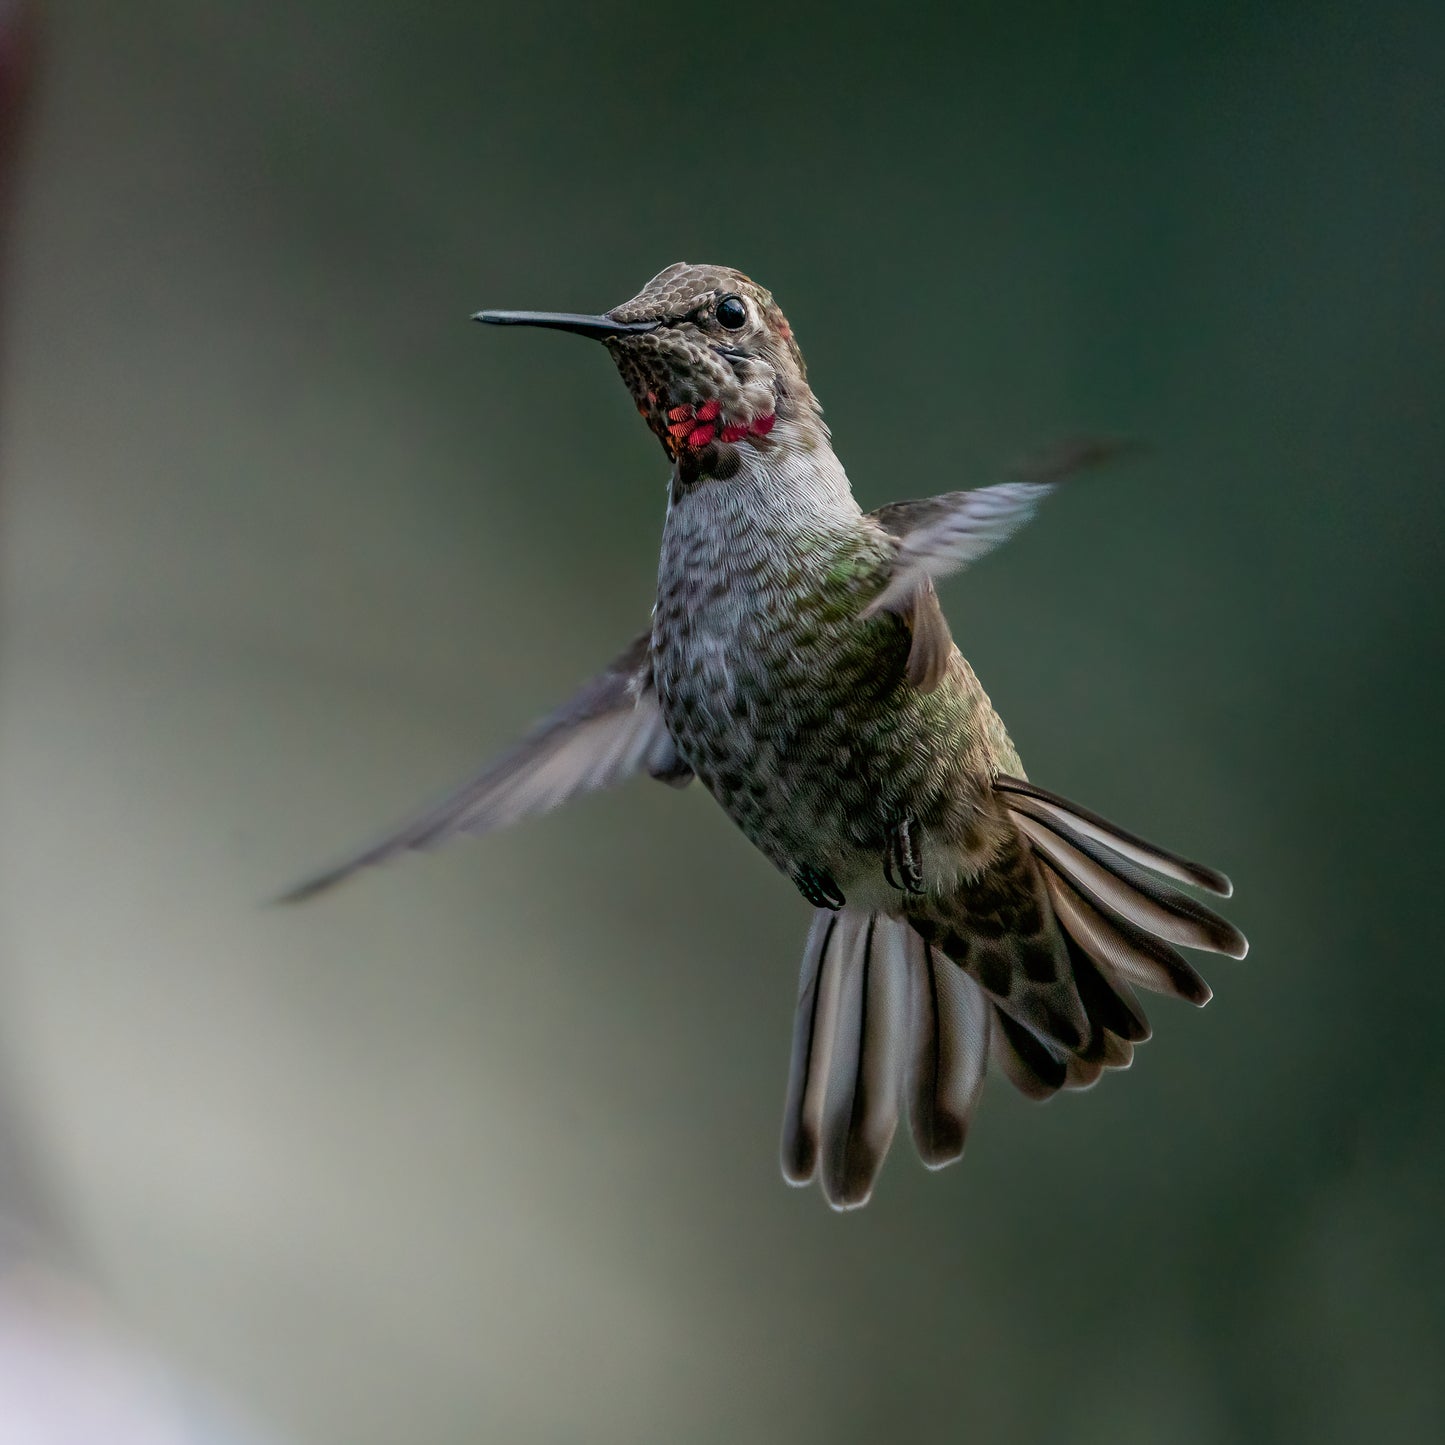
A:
1044,868,1213,1006
1057,928,1146,1089
907,936,990,1168
1054,897,1152,1044
989,910,1146,1097
1064,1031,1135,1090
818,917,911,1209
990,1006,1068,1099
995,775,1233,897
780,912,848,1186
1012,810,1248,959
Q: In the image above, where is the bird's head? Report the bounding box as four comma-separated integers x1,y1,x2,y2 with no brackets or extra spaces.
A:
478,262,821,484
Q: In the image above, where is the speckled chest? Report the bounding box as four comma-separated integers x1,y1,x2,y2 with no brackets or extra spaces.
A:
650,476,942,876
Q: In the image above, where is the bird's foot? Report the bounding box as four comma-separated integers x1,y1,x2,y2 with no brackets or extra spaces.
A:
794,864,846,911
883,814,925,894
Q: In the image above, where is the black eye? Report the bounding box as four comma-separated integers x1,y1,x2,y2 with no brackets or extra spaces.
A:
716,295,747,330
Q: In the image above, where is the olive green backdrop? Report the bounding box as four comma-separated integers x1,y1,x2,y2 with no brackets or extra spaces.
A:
0,2,1440,1442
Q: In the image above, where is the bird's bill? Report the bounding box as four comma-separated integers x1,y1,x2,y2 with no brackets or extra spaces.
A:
473,309,657,339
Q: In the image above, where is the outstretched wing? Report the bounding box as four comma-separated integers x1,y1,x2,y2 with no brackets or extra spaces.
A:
280,631,689,902
864,436,1131,623
865,482,1054,618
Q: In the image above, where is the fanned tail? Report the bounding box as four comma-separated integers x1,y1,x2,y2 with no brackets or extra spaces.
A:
975,775,1246,1101
779,779,1246,1208
781,910,990,1210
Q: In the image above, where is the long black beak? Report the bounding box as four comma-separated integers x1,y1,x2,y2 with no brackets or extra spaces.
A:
473,309,658,339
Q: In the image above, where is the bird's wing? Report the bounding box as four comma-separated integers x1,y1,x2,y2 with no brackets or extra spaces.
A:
279,630,690,902
863,487,1048,693
864,482,1054,617
864,436,1131,621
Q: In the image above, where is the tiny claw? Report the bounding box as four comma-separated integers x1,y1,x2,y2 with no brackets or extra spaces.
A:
794,864,846,911
887,814,925,894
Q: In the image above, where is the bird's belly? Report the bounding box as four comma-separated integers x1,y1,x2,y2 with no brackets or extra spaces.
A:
654,600,943,884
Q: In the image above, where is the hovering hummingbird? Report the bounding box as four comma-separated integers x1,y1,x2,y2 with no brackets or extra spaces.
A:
285,262,1247,1210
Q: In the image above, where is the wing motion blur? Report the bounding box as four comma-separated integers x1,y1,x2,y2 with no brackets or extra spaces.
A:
279,631,689,903
863,437,1133,641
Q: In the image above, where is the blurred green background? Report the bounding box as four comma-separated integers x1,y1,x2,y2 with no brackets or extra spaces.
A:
0,2,1441,1441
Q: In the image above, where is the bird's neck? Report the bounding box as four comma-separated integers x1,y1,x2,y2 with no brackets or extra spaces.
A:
662,421,867,597
676,396,856,508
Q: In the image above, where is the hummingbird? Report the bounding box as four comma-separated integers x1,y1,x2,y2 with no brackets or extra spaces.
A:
285,262,1247,1210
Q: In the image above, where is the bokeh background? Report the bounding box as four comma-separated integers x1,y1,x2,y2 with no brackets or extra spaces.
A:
0,3,1441,1441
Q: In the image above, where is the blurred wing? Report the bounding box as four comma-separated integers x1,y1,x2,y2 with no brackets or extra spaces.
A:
862,486,1050,692
863,482,1055,618
864,435,1133,619
280,631,689,902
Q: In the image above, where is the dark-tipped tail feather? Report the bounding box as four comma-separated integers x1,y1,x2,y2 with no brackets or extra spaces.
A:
907,933,990,1168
